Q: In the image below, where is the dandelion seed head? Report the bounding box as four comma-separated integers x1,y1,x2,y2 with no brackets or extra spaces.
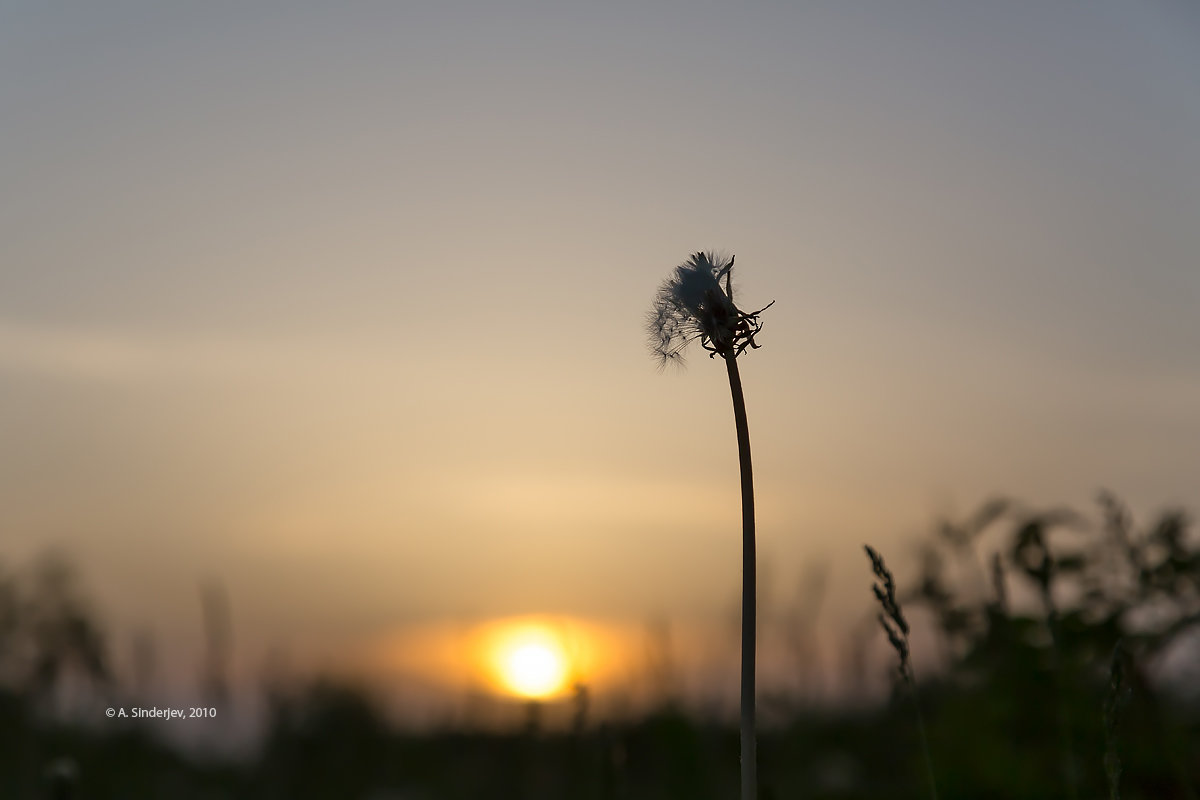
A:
673,252,734,315
646,250,772,368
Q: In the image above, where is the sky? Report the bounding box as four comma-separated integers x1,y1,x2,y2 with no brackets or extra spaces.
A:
2,1,1199,715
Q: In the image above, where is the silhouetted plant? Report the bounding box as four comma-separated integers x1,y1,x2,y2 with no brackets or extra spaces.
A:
43,756,79,800
903,494,1200,799
0,554,110,705
1103,641,1130,800
199,580,233,711
865,544,939,800
1013,511,1083,800
647,251,773,800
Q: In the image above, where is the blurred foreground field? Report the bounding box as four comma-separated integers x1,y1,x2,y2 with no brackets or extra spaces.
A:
2,494,1198,799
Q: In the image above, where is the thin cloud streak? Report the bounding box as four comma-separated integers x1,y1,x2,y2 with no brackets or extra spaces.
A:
0,320,406,382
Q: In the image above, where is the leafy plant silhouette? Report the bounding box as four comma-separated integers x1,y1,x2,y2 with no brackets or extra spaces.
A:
899,493,1200,799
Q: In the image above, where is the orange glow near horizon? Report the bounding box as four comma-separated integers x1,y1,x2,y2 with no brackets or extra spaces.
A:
358,615,626,702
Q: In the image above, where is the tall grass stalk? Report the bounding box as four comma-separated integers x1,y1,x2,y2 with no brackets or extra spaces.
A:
648,252,773,800
1103,642,1128,800
865,545,939,800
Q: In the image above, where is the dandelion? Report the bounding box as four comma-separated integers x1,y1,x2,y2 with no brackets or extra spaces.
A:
647,252,774,367
647,251,773,800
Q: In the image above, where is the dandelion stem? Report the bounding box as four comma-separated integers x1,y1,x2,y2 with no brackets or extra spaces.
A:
647,251,771,799
725,353,757,800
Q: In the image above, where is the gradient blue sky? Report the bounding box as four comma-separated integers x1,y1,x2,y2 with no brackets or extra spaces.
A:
2,1,1198,697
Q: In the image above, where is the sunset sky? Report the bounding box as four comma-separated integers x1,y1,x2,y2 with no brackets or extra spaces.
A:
3,2,1199,713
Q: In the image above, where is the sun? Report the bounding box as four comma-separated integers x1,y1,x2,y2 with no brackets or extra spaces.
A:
487,622,572,699
504,642,567,698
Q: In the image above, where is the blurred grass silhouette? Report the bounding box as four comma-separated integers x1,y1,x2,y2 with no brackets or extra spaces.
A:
1,493,1197,799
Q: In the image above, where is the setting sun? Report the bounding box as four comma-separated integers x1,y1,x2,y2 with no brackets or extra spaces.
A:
503,641,567,698
359,615,633,709
477,618,586,700
491,623,570,699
